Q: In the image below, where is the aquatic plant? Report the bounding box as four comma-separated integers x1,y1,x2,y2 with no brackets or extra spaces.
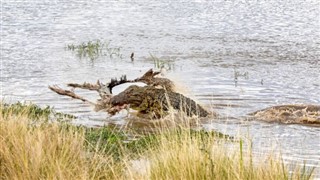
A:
149,53,175,71
233,67,249,87
66,40,123,60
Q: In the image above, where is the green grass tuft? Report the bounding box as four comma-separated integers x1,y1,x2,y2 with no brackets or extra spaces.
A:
66,40,123,60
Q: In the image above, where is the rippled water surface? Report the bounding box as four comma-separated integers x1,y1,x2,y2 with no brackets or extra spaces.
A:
1,0,320,176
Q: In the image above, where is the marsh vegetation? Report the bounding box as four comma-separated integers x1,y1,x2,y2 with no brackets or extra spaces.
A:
0,103,315,179
66,40,123,60
149,53,175,71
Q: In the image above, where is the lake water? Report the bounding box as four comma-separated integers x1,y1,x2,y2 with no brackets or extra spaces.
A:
1,0,320,177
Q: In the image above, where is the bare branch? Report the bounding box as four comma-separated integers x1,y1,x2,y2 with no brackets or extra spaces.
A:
67,82,102,91
48,85,95,105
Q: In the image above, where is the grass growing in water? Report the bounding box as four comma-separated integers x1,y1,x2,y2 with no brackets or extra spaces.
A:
66,40,123,60
0,102,316,179
149,53,175,70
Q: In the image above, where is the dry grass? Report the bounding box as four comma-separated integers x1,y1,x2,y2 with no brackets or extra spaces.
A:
0,103,316,179
139,129,314,180
0,104,123,179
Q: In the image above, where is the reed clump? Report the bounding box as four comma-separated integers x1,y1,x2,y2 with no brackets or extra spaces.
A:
66,40,122,60
149,53,175,70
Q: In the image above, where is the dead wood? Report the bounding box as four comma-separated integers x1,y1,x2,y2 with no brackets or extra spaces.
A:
48,85,95,104
49,74,134,113
67,81,102,91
